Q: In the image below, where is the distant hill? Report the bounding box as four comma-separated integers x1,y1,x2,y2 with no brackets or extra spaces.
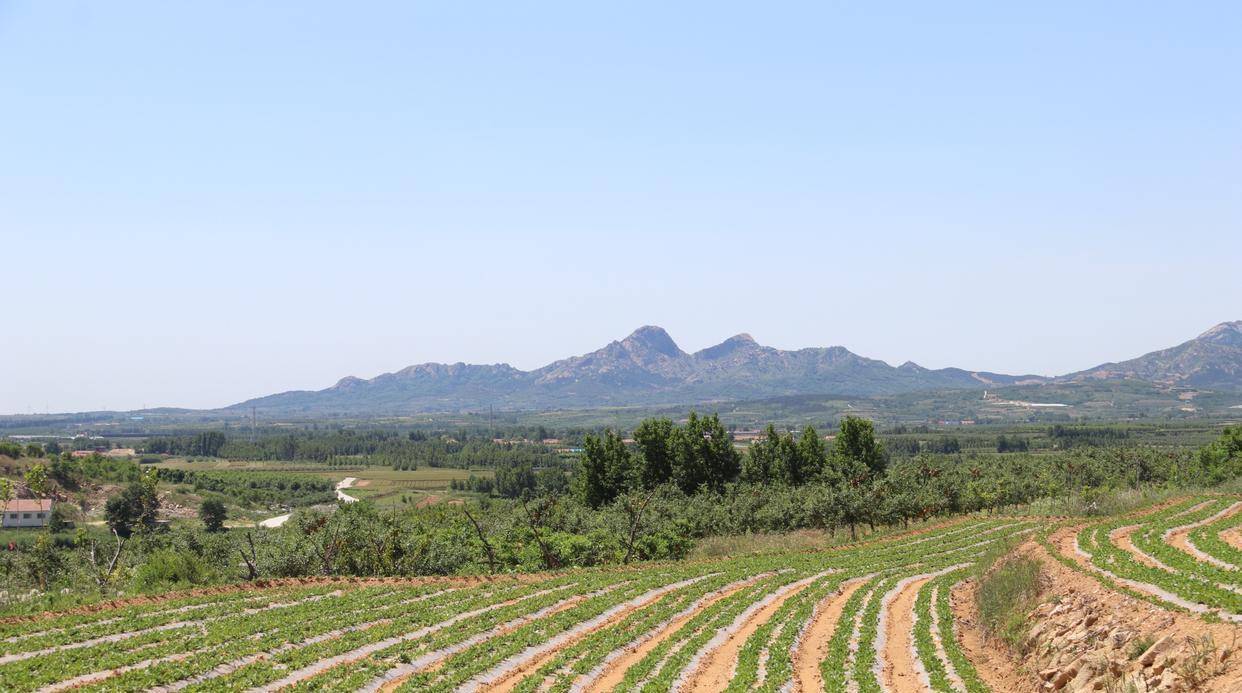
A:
1063,321,1242,391
229,326,1046,415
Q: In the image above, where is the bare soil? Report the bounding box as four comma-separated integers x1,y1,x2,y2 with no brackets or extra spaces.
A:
881,576,931,693
792,576,867,693
1109,524,1168,570
585,578,761,692
683,579,815,692
1223,525,1242,552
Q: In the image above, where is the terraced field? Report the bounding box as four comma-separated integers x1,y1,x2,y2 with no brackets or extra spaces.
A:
1047,494,1242,623
0,517,1033,692
4,495,1239,692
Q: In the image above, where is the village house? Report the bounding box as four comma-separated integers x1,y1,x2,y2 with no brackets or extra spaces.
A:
2,499,53,528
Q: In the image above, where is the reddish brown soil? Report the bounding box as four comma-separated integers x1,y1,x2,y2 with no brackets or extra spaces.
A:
684,581,815,692
792,577,867,693
585,579,759,692
1222,525,1242,552
881,576,931,693
1109,524,1167,570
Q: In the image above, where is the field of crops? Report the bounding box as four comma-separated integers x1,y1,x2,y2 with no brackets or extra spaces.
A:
0,516,1037,692
5,494,1238,692
1054,494,1242,623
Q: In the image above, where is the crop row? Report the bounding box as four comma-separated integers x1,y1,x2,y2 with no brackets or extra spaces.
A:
1075,495,1242,618
0,516,1033,692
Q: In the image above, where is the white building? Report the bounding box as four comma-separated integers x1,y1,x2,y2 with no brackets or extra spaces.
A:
2,499,52,528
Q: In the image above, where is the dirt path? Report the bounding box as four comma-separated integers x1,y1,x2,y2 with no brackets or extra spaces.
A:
257,477,358,527
791,577,867,693
581,575,770,692
1164,501,1242,570
949,577,1031,693
336,477,359,503
880,576,932,693
678,573,829,693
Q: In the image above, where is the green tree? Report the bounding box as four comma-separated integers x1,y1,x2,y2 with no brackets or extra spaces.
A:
633,418,675,488
27,534,65,589
494,460,537,498
741,425,781,484
670,412,740,494
105,472,161,537
794,426,827,484
24,463,49,499
832,416,887,480
575,430,635,508
199,498,227,532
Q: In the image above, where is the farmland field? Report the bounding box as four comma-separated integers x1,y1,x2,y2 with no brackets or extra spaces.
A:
5,495,1241,691
149,460,490,512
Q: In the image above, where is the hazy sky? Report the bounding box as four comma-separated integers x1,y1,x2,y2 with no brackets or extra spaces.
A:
3,2,1240,413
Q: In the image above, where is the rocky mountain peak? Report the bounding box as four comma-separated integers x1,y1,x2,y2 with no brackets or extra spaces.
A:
695,333,762,361
1197,320,1242,345
620,325,684,358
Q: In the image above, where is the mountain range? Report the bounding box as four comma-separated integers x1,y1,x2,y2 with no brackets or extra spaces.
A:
230,321,1242,416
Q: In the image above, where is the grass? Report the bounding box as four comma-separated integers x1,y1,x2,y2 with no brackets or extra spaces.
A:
975,556,1042,651
1126,634,1156,660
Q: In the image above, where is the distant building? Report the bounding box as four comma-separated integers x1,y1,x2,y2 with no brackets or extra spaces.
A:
104,448,136,458
2,499,53,528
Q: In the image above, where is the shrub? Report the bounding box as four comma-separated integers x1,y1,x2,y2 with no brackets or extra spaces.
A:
131,549,208,591
976,557,1042,650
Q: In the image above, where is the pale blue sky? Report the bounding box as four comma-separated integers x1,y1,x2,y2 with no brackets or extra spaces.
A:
2,2,1240,413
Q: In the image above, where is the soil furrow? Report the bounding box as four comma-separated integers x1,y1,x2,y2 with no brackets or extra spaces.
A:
677,571,832,693
578,573,773,692
877,566,968,693
1165,501,1242,571
248,584,570,693
461,575,713,693
792,575,870,693
925,584,965,692
0,589,345,666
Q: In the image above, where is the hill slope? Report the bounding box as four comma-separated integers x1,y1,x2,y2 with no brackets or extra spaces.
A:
1064,321,1242,390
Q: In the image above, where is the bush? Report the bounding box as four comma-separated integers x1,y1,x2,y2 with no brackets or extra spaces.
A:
131,549,208,591
199,498,227,532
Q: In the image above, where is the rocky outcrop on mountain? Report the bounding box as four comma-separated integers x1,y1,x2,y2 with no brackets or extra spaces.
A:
1065,321,1242,391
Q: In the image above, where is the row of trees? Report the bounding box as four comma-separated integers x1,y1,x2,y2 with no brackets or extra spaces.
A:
575,414,888,511
5,425,1240,603
144,429,561,470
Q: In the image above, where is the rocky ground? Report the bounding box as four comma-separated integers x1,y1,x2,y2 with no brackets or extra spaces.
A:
959,539,1242,692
